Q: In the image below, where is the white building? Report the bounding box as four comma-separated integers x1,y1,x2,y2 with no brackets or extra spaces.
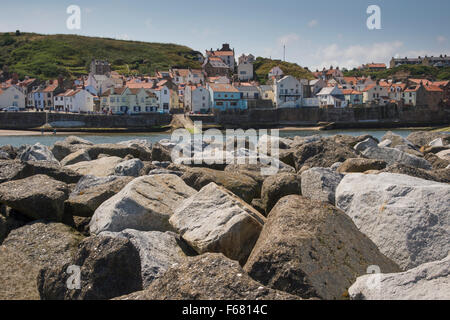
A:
273,75,304,108
0,85,26,109
150,85,171,113
86,74,118,96
54,89,95,113
268,66,284,79
184,85,210,113
237,54,255,81
316,87,348,108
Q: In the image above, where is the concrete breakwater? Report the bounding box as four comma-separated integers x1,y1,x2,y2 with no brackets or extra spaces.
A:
215,105,450,129
0,112,172,131
0,105,448,131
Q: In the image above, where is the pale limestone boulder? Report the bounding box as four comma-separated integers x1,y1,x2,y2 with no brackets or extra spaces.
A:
169,183,266,264
89,174,196,234
60,149,91,166
301,167,343,205
349,255,450,300
336,173,450,270
362,146,432,170
66,156,123,177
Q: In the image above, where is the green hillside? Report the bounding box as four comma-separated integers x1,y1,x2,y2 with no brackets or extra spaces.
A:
253,57,315,84
343,64,450,81
0,32,202,80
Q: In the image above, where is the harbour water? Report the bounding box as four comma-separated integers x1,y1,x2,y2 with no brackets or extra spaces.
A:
0,129,425,147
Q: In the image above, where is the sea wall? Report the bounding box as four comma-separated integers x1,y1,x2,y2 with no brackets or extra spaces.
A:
214,105,450,128
0,112,172,130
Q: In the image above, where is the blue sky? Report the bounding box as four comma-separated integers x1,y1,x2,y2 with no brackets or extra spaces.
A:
1,0,449,70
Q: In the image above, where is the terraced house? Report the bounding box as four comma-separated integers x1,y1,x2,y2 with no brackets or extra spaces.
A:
208,83,247,111
101,87,159,114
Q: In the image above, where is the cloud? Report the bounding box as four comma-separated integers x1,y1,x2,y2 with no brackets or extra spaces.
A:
312,41,404,70
116,34,131,41
308,20,319,28
277,33,300,46
437,35,447,44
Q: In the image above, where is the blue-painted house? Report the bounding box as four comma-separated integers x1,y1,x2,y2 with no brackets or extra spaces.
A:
208,83,247,111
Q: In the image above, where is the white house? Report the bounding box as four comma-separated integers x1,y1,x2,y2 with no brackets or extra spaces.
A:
362,83,390,104
151,85,171,113
184,85,210,113
237,54,255,81
187,69,205,84
236,84,260,100
273,75,304,108
86,74,117,96
316,87,348,108
268,66,284,79
0,85,26,109
309,79,326,96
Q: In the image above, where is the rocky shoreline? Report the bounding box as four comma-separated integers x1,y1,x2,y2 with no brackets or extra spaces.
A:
0,130,449,300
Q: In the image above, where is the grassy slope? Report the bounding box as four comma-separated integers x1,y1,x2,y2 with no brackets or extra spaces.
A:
343,64,450,81
253,57,315,84
0,32,202,79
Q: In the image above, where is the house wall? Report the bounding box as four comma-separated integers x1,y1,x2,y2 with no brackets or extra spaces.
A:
0,86,25,109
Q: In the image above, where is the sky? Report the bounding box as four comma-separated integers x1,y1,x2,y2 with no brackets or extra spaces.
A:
1,0,449,71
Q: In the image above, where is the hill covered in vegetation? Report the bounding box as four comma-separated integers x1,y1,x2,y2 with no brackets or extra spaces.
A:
0,32,202,80
343,64,450,81
253,57,315,84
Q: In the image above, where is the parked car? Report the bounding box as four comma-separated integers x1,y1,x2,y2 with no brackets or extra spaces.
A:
2,106,20,112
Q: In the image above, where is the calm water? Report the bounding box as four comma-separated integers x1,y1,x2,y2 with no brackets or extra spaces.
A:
0,129,422,148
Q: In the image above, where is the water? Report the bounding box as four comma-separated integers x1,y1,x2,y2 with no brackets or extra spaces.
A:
0,129,421,147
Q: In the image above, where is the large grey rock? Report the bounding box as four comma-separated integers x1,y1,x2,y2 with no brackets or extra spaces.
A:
66,156,123,177
362,146,432,170
0,222,84,300
0,160,82,184
349,255,450,300
337,158,387,173
99,229,191,288
261,173,301,214
436,149,450,161
381,132,416,149
407,131,450,147
0,145,18,159
380,163,450,183
354,138,378,152
114,159,144,177
89,174,196,234
0,175,71,223
60,149,91,166
19,143,59,164
170,183,266,265
181,167,259,203
65,176,133,218
293,139,359,171
87,143,152,161
37,235,142,300
116,253,299,300
336,173,450,270
244,195,400,300
151,143,172,162
301,167,343,205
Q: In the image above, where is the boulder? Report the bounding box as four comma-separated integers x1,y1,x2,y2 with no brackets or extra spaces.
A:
0,175,71,223
64,136,94,146
139,161,157,175
244,195,399,299
407,131,450,147
23,160,83,184
66,156,123,177
89,174,196,234
261,173,301,214
148,169,183,177
349,255,450,300
37,235,142,300
151,143,172,162
257,134,293,155
87,143,152,161
181,167,259,203
394,144,424,157
337,158,388,173
429,138,444,147
293,139,359,171
0,160,27,183
0,206,30,244
114,159,144,177
0,145,18,159
354,138,378,152
336,173,450,270
330,162,343,171
291,135,322,148
378,139,392,148
436,149,450,161
424,153,450,170
19,143,59,164
380,163,450,183
116,253,299,300
65,176,133,218
244,195,399,300
381,132,416,149
0,150,10,160
362,146,432,170
0,222,84,300
60,149,91,166
170,183,266,265
99,229,191,288
301,167,343,205
327,134,378,149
